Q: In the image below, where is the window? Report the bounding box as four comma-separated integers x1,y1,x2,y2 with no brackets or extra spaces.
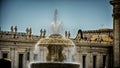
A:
93,55,96,68
2,53,8,58
103,55,106,68
19,54,23,68
82,55,86,68
27,52,30,61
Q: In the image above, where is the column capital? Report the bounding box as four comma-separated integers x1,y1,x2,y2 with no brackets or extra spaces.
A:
110,0,120,5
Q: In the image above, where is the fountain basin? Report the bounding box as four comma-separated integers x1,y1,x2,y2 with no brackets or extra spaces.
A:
38,34,75,46
30,62,80,68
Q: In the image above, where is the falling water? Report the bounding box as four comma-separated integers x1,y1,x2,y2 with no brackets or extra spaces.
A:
34,42,40,61
70,46,76,62
68,46,76,62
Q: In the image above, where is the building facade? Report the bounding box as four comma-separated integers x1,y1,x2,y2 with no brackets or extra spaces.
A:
0,27,113,68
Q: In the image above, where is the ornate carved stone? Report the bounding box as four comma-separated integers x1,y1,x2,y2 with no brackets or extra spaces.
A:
11,26,14,33
43,29,46,38
40,29,43,37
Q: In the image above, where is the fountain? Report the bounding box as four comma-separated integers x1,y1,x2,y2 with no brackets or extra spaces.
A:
30,9,80,68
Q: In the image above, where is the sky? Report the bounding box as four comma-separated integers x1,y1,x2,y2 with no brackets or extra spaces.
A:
0,0,113,38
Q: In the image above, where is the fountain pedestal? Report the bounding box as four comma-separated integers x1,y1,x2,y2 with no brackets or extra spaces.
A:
46,45,64,62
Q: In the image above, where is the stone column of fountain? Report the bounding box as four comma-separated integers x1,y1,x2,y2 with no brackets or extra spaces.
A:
29,9,80,68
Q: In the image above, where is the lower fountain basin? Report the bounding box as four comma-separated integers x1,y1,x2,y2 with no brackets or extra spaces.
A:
30,62,80,68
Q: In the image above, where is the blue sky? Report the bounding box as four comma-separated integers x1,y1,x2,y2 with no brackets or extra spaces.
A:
0,0,113,38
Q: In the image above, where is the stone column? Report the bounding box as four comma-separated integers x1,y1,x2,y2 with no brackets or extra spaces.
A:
99,53,103,68
10,48,15,68
86,53,92,68
79,54,82,68
110,0,120,68
96,54,101,68
106,55,109,68
14,48,18,68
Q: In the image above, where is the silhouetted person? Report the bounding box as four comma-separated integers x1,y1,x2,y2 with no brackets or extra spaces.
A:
0,58,11,68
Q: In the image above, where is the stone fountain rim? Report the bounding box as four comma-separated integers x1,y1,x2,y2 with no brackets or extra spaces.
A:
29,61,80,65
38,37,75,46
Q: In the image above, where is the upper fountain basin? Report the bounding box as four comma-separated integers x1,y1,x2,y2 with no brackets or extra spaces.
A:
37,34,74,46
